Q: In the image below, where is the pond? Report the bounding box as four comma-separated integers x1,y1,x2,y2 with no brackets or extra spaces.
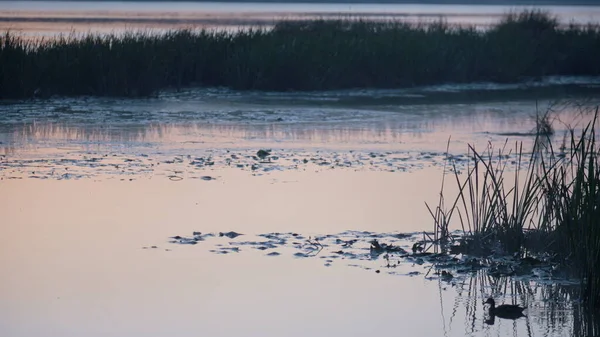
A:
1,81,600,336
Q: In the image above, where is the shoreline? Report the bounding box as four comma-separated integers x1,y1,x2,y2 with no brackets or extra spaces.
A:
4,0,599,5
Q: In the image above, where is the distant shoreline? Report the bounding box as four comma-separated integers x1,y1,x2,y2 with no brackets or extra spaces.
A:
3,12,600,99
2,0,599,6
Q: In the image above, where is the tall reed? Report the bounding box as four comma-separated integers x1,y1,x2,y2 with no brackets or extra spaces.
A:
450,140,543,255
429,107,600,307
2,10,600,99
540,109,600,308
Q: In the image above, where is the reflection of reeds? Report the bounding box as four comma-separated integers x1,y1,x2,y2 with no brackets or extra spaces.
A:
2,10,600,98
441,269,579,335
430,105,600,308
534,102,555,137
573,305,600,337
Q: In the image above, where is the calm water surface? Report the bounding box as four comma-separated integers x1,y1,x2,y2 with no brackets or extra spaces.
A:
1,83,600,336
2,2,600,335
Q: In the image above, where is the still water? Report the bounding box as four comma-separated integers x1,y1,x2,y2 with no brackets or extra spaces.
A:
2,82,600,336
2,2,600,336
2,1,600,36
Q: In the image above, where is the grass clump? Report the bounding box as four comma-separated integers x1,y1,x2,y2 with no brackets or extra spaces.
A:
541,113,600,307
429,106,600,308
2,10,600,99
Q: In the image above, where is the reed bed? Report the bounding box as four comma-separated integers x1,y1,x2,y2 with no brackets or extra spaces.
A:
541,112,600,308
2,10,600,99
429,106,600,308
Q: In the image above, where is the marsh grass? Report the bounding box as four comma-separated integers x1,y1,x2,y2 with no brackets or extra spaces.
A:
540,110,600,307
430,106,600,308
535,101,556,137
2,10,600,99
426,138,459,246
573,306,600,337
454,141,542,255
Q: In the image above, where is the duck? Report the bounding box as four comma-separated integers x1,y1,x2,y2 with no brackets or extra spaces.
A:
484,298,526,319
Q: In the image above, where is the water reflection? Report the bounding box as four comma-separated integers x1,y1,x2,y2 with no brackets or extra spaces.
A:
0,120,522,159
2,100,592,161
1,121,418,152
442,270,583,336
2,161,600,337
0,107,586,157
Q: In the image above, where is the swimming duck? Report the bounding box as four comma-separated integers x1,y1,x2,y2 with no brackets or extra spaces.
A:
484,298,526,319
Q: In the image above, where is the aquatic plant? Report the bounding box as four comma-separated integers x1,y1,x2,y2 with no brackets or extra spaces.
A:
426,139,459,247
539,109,600,308
573,305,600,337
430,106,600,308
454,140,543,255
2,10,600,99
534,102,555,137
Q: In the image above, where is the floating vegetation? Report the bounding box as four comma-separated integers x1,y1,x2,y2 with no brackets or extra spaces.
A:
0,148,454,180
161,229,597,330
2,10,600,99
164,230,576,288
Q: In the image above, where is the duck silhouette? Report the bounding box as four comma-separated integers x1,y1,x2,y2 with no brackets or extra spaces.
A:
484,298,526,320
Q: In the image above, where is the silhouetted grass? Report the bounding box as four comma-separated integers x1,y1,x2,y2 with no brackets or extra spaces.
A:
431,140,543,255
540,110,600,308
430,106,600,308
2,10,600,99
